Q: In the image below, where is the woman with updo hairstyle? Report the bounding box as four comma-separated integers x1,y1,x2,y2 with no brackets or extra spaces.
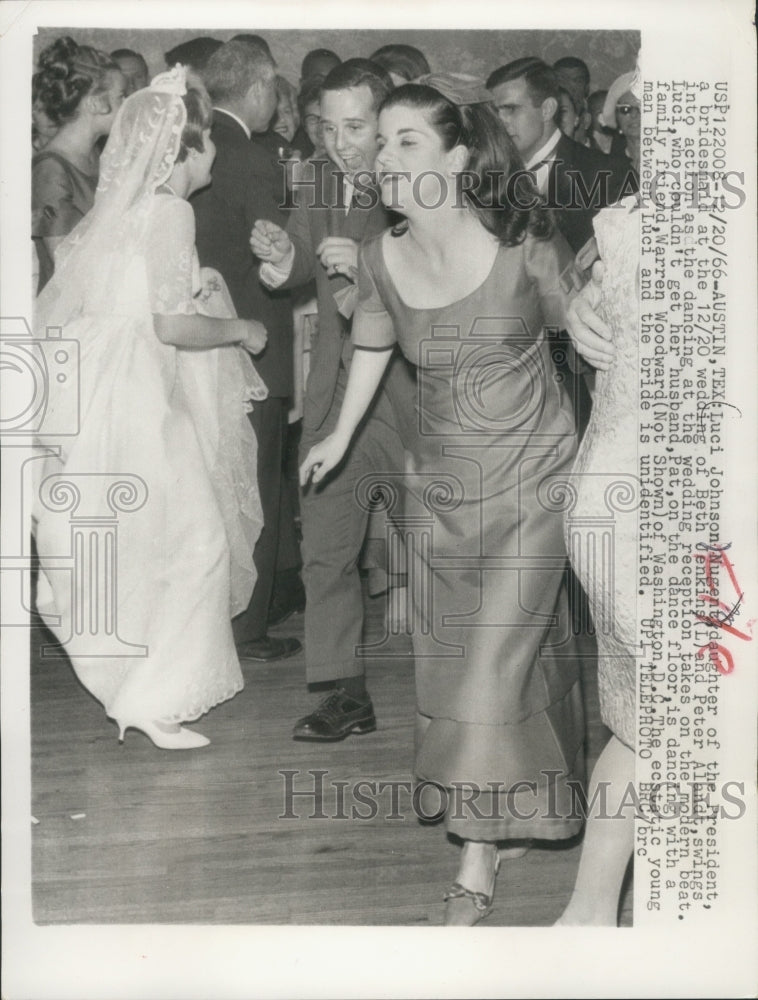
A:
34,67,267,752
301,77,585,925
32,36,127,291
173,84,214,161
369,43,431,85
31,72,60,151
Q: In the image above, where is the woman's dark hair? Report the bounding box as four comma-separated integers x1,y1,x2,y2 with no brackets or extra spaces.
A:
175,86,214,162
587,89,608,115
379,84,552,246
370,44,430,83
276,74,298,105
558,86,578,115
556,86,580,136
297,75,323,118
164,37,222,73
34,36,119,126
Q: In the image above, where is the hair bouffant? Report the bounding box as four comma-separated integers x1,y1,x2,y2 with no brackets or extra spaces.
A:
297,75,323,119
164,36,222,73
33,36,119,126
174,87,214,163
370,44,431,84
380,84,552,246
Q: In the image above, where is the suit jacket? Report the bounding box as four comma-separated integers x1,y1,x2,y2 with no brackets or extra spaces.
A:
547,134,637,253
281,160,414,437
192,111,293,398
290,123,315,159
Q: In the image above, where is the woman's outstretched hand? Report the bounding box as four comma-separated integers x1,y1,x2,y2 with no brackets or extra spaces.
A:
240,319,268,355
299,432,350,487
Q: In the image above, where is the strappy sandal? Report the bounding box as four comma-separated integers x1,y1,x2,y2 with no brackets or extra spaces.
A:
443,845,500,926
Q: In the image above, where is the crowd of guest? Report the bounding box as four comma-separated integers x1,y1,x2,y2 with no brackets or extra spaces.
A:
30,31,640,926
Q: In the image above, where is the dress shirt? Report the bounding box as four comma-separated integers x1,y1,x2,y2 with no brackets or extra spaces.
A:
260,173,354,289
525,128,562,195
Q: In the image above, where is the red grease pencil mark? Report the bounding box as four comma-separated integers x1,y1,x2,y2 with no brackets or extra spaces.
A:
693,543,753,675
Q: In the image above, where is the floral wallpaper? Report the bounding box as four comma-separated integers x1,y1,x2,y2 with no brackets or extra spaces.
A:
34,27,639,92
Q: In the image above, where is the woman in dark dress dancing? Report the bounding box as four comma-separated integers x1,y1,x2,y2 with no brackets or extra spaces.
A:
301,79,585,925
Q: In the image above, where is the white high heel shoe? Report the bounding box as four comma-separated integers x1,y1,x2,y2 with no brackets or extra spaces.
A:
117,720,210,750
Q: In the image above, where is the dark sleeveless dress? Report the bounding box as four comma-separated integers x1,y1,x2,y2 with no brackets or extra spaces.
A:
32,150,98,292
354,229,585,841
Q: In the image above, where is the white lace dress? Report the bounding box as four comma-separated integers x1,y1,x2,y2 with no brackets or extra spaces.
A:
34,194,263,726
565,196,639,748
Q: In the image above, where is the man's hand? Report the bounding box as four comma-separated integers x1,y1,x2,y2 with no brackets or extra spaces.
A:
316,236,359,280
565,261,615,371
250,220,291,265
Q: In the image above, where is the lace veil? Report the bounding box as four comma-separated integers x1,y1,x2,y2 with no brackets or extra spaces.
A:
34,66,264,617
35,66,189,329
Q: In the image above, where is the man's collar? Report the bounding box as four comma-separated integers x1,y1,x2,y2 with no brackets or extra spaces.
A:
525,128,562,169
212,107,251,140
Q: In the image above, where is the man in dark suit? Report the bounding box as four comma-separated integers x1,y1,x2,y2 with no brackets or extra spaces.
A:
251,60,415,740
487,57,635,255
193,39,301,662
487,56,636,437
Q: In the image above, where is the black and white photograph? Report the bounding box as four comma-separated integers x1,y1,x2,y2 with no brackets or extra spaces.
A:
2,2,756,997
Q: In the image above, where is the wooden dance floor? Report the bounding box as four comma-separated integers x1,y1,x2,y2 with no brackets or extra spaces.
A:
30,586,633,926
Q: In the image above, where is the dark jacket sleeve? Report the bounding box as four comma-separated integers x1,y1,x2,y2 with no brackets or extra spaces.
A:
193,125,294,397
281,179,318,290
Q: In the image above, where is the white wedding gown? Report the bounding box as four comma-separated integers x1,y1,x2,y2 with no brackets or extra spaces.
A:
34,194,264,727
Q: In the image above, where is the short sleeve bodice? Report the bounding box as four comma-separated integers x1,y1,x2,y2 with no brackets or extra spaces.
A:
32,151,98,239
352,229,577,367
32,151,99,293
87,194,199,322
145,194,199,315
353,240,397,350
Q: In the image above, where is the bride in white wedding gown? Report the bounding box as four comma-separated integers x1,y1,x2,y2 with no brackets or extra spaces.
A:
33,67,267,749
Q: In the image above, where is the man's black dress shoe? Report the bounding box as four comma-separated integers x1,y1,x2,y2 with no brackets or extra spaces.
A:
267,585,306,627
237,636,302,662
293,689,377,741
